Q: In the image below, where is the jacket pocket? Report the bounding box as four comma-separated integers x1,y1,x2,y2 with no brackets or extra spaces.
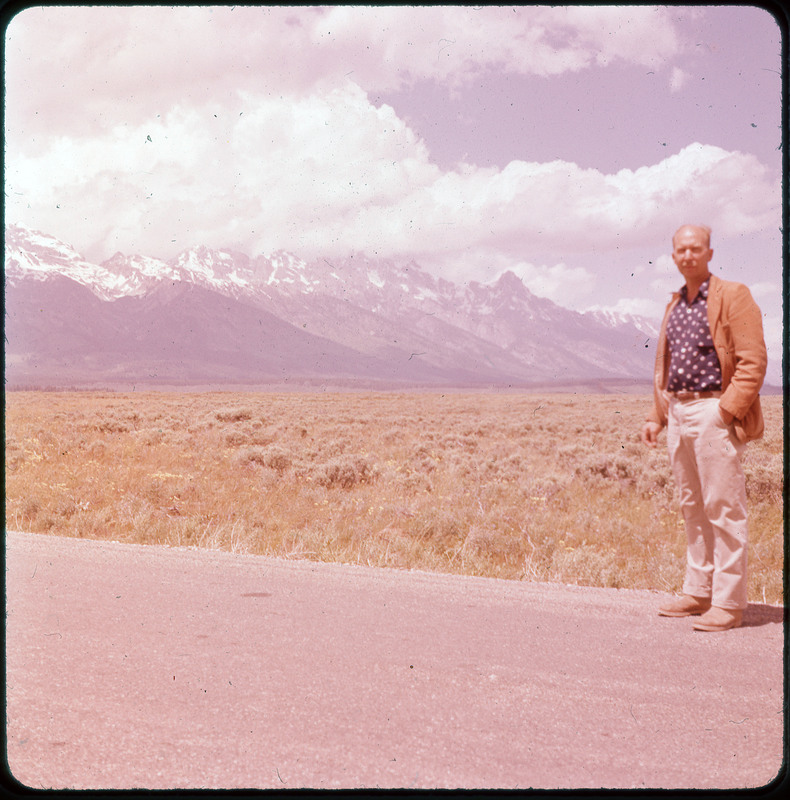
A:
735,397,765,443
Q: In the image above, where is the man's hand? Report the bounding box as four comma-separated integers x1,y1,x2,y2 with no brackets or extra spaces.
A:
641,421,663,448
719,404,735,426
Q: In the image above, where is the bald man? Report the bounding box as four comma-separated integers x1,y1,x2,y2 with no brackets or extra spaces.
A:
641,224,767,631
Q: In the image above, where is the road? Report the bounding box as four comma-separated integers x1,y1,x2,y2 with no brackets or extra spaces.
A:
4,530,785,790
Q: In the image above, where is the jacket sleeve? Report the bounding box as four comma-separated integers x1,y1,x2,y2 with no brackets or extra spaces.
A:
718,284,768,420
645,298,675,428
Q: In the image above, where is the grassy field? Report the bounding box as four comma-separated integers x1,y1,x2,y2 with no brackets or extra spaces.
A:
4,391,784,605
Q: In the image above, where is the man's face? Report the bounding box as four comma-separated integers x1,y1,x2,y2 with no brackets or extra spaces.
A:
672,227,713,285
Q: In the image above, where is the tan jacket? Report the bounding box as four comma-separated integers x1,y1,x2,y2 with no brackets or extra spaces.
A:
648,274,768,442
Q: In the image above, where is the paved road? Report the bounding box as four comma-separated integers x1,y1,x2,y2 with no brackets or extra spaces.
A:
4,531,785,790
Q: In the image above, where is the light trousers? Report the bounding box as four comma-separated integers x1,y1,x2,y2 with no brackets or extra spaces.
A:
666,397,748,610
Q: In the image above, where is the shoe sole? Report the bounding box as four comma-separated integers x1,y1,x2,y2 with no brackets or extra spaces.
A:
692,622,741,631
658,608,710,617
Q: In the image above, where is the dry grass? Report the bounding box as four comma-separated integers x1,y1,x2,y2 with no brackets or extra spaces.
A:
4,391,783,604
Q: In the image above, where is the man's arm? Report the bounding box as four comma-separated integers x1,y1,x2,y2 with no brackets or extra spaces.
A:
718,284,768,421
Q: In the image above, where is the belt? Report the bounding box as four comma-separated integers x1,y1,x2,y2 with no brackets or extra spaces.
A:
670,390,722,401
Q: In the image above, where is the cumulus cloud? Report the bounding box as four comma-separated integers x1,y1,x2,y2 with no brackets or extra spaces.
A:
316,5,683,84
6,69,780,272
4,4,780,309
508,261,597,307
5,5,684,145
6,84,439,259
312,142,779,264
648,254,683,294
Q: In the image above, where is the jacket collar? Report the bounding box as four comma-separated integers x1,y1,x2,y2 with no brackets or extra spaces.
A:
706,273,723,328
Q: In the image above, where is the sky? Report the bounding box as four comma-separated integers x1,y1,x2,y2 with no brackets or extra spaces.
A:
4,4,784,382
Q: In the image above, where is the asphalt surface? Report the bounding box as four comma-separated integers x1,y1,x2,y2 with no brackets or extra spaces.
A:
4,530,786,790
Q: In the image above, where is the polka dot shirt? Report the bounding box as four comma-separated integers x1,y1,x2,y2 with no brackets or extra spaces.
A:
666,278,722,392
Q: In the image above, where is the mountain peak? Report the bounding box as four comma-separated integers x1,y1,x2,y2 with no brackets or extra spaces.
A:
492,269,527,292
4,223,657,386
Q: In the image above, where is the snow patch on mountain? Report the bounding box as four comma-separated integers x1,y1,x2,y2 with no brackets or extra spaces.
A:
367,270,384,288
4,223,658,386
6,224,137,301
586,308,660,339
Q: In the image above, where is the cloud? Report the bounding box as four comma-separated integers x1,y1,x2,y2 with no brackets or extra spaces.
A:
4,6,780,290
749,281,781,301
337,143,779,264
6,84,434,256
548,5,682,69
648,254,683,296
6,65,780,272
316,5,683,84
6,5,685,146
508,261,597,307
669,67,689,92
589,296,667,322
749,281,783,371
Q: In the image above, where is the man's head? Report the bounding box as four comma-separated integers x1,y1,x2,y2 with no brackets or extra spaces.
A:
672,224,713,289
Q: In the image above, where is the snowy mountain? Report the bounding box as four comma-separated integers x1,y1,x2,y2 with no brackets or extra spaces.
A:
5,224,138,301
4,224,659,387
586,308,660,340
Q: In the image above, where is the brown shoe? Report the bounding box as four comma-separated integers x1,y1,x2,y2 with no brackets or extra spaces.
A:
658,594,712,617
693,607,743,632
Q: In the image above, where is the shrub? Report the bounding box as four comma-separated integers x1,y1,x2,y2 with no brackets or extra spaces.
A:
4,391,782,604
312,454,377,489
744,457,783,503
216,407,253,423
262,445,292,473
232,445,291,472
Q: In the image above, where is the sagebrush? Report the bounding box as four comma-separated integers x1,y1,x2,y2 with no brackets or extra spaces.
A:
4,391,783,604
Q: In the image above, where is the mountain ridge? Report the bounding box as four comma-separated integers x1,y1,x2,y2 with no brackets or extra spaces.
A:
5,224,658,388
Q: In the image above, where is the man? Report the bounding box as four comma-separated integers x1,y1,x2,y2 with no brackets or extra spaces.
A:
641,224,767,632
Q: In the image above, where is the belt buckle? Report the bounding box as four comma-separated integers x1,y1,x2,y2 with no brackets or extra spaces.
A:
675,390,718,401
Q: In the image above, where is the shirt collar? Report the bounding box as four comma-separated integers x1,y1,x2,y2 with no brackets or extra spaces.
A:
679,277,711,303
